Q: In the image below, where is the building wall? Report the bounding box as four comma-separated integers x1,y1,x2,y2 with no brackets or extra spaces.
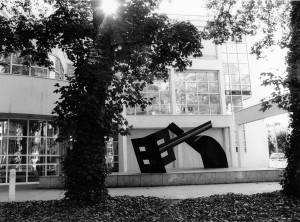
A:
240,120,269,168
126,127,227,172
0,74,67,117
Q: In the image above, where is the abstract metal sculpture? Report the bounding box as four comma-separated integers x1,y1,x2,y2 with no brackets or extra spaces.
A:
131,121,228,173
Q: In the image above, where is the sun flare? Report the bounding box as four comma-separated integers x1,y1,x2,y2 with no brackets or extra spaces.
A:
101,0,119,14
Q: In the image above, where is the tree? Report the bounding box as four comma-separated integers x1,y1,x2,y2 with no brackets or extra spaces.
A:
268,129,289,155
0,0,202,201
204,0,300,197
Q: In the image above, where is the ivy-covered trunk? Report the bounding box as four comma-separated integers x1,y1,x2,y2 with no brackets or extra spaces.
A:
60,63,111,201
282,2,300,198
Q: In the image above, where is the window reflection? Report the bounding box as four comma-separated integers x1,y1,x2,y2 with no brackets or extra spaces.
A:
0,119,64,183
127,79,171,115
1,53,64,80
175,71,221,115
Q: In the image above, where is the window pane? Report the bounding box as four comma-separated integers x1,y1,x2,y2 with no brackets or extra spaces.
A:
226,43,237,53
232,96,243,106
174,72,184,82
12,65,29,75
227,54,238,63
198,94,209,104
226,96,232,106
186,94,197,104
160,105,171,114
160,92,170,104
9,120,28,136
175,82,185,92
185,72,196,81
176,105,186,114
148,105,160,115
199,106,209,114
186,82,197,92
29,120,46,137
207,72,218,81
0,163,6,183
240,75,250,84
210,105,221,114
31,67,48,78
46,164,59,175
239,64,249,74
210,95,220,104
232,85,241,90
47,122,59,138
147,84,159,92
237,43,247,53
8,137,27,156
126,106,135,115
231,75,240,84
148,93,159,104
28,137,46,155
187,105,198,114
225,75,230,84
0,137,8,156
136,106,146,115
238,54,248,63
0,120,8,136
176,93,186,104
209,82,219,93
47,139,60,155
228,64,239,74
222,64,229,75
28,154,46,166
196,72,207,81
198,82,208,93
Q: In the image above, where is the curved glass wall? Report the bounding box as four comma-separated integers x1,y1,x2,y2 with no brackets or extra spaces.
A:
0,119,65,184
0,53,65,80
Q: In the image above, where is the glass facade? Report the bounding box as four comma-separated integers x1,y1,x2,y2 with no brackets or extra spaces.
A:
0,53,65,80
222,42,251,113
105,135,119,172
175,71,221,114
127,79,171,115
127,71,221,116
0,119,64,184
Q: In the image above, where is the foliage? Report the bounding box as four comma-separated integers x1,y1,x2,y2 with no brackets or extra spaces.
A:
280,2,300,198
204,0,300,198
0,0,202,201
1,192,300,221
268,129,289,155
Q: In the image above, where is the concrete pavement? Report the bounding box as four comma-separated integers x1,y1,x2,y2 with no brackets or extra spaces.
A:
0,182,282,202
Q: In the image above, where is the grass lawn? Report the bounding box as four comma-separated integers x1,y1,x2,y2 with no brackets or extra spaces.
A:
0,191,299,221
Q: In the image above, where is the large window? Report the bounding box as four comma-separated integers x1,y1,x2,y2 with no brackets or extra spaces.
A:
0,53,65,80
0,119,64,184
175,71,221,115
127,80,171,115
222,41,252,112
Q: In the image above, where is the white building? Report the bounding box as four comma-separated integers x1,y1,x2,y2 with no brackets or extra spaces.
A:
0,10,270,185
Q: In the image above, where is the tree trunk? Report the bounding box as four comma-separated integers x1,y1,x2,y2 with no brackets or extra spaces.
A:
282,2,300,198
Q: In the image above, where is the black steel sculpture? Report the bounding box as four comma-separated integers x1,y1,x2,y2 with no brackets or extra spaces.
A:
131,121,228,173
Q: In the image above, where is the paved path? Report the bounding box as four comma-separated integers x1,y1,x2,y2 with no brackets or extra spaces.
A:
0,182,281,202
